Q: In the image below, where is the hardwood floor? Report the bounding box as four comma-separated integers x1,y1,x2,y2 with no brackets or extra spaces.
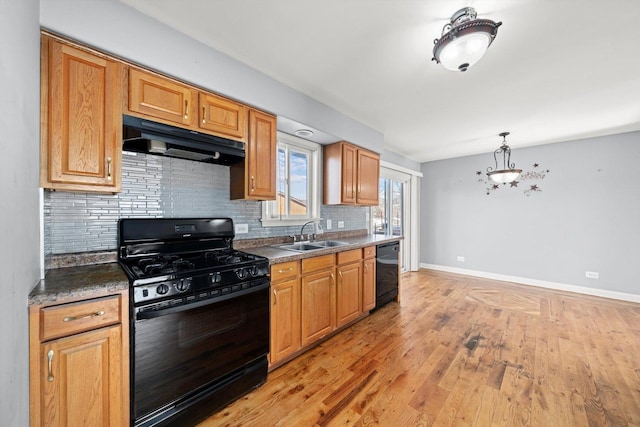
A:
199,269,640,426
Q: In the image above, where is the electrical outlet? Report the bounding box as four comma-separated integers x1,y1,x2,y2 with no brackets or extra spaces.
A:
338,221,345,228
326,219,332,230
457,256,465,262
585,271,599,279
235,224,249,234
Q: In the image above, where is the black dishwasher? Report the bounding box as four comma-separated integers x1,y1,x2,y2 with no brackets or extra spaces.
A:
375,241,399,309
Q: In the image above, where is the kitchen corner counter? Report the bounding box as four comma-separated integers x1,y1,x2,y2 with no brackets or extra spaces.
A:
29,263,128,306
243,234,403,264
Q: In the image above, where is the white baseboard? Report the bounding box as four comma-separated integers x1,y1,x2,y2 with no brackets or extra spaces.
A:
420,263,640,304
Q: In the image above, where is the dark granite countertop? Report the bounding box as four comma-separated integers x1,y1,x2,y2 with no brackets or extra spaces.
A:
243,234,403,264
31,233,401,306
29,263,128,306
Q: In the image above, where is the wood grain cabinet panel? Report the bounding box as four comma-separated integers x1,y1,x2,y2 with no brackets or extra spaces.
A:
41,36,122,193
40,325,123,427
357,149,380,205
301,268,336,346
270,278,301,364
128,68,196,126
231,109,277,200
199,92,247,141
30,292,129,427
362,256,376,312
323,141,380,206
336,261,362,328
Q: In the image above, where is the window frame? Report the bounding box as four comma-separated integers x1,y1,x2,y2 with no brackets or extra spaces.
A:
261,131,322,227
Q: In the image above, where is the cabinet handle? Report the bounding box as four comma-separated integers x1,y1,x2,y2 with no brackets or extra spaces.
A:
364,263,368,272
277,267,293,273
184,100,189,119
273,289,277,305
47,350,54,382
106,157,112,181
202,106,206,124
330,274,335,285
250,176,255,192
338,271,343,280
63,310,105,322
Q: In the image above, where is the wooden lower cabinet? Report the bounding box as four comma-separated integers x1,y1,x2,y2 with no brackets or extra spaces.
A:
270,277,301,364
300,268,336,346
362,246,376,312
30,293,129,427
40,325,123,426
336,261,362,328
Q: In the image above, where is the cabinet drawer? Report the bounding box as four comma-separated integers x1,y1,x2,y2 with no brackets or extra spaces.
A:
271,261,299,283
337,249,362,265
363,246,376,259
301,254,335,274
40,295,122,341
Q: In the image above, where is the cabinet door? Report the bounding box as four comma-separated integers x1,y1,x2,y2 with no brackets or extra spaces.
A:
341,143,358,204
199,92,247,142
301,269,335,346
357,149,380,205
362,257,376,312
246,109,277,199
270,278,301,364
40,325,124,427
128,68,196,126
336,262,362,328
43,38,122,192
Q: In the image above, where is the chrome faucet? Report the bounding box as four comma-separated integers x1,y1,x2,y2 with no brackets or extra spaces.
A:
300,220,324,242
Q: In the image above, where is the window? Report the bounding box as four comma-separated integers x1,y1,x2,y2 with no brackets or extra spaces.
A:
262,132,321,226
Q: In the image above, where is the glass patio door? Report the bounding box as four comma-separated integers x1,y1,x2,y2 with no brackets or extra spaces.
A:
372,169,410,271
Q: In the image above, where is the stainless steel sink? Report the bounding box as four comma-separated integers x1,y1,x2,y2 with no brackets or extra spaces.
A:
276,242,325,252
275,240,350,252
311,240,349,247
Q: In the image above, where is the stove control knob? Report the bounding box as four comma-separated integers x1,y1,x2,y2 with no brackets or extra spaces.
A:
236,268,248,280
249,265,260,277
210,272,222,284
175,279,190,292
156,284,170,295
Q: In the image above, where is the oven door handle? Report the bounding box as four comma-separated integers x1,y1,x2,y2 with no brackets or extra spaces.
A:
135,281,269,320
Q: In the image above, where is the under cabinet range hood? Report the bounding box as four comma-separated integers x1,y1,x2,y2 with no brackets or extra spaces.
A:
122,115,245,165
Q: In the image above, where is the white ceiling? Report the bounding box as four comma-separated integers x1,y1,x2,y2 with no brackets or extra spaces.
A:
120,0,640,162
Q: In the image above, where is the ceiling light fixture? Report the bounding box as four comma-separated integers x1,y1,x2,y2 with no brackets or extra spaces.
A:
432,7,502,72
295,129,314,138
486,132,522,184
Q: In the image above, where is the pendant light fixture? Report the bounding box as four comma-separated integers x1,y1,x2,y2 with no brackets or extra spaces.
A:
486,132,522,184
432,7,502,72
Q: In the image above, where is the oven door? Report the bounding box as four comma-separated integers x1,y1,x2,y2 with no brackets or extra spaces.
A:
131,279,269,424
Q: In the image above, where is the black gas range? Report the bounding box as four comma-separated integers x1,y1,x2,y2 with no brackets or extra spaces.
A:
118,218,270,427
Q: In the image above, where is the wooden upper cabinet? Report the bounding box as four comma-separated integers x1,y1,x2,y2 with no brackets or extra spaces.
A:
128,68,196,127
323,141,380,205
230,109,277,200
199,92,247,141
41,36,123,193
356,149,380,205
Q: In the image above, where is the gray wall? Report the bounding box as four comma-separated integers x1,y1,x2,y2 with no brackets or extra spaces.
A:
0,0,41,425
421,131,640,296
45,153,367,255
39,0,384,154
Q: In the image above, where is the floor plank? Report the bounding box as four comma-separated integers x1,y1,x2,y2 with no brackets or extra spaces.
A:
198,269,640,426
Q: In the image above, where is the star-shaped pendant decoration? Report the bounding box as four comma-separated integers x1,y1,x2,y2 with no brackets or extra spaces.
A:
476,171,482,175
510,181,519,187
533,163,539,168
492,184,500,190
530,184,539,191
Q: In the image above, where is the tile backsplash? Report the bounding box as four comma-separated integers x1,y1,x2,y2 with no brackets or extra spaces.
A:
44,152,368,255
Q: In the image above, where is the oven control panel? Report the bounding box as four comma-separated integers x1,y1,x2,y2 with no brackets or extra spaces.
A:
132,263,269,304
